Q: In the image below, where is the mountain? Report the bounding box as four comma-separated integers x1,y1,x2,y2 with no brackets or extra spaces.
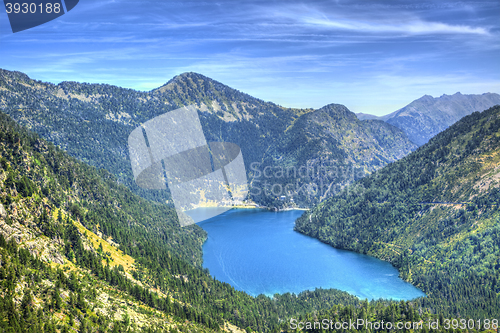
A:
1,110,372,332
355,112,380,120
381,92,500,145
295,105,500,317
0,102,485,333
257,104,415,206
1,108,450,333
1,69,492,330
0,69,417,207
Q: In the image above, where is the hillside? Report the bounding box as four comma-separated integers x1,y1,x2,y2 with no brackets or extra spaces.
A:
2,110,408,332
0,69,416,207
296,105,500,316
257,104,415,206
1,111,487,332
0,110,215,332
1,76,494,331
383,92,500,145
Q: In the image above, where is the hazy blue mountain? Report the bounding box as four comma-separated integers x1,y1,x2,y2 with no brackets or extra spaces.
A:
355,112,380,120
381,92,500,145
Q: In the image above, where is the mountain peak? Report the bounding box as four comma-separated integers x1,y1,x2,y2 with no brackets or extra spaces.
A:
151,72,254,103
169,71,211,83
418,94,435,102
317,103,359,122
385,92,500,145
319,103,352,113
150,72,275,119
153,72,213,92
0,68,32,82
438,92,462,98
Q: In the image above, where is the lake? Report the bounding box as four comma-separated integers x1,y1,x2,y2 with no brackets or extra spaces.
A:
193,208,425,300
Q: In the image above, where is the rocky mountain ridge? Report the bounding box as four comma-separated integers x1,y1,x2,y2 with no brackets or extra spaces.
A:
0,69,417,207
357,92,500,145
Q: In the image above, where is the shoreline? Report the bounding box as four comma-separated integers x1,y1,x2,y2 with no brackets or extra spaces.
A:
189,203,310,212
190,204,310,211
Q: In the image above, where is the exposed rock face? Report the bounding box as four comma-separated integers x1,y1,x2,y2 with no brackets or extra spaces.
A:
0,206,65,265
0,202,6,218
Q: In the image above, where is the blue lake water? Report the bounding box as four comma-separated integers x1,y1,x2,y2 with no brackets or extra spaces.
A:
193,208,425,300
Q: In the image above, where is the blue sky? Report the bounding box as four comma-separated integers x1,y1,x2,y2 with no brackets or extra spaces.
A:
1,0,499,115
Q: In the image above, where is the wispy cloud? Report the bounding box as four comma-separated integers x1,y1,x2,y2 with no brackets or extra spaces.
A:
265,4,490,36
1,0,498,115
302,17,489,35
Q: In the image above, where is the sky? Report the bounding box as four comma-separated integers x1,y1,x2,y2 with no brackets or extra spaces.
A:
0,0,499,116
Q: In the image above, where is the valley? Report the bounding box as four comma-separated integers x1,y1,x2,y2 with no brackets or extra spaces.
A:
0,69,499,332
296,105,500,317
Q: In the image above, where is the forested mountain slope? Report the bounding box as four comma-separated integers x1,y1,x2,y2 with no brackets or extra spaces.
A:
1,110,399,332
0,110,213,331
296,105,500,317
0,69,416,207
1,110,491,332
257,104,415,206
1,78,494,331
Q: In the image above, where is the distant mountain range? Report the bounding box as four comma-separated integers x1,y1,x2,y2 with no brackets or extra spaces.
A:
355,112,381,120
356,92,500,145
0,69,416,207
2,68,496,206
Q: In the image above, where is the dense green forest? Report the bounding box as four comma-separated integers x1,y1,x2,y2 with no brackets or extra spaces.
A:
3,103,497,331
1,68,499,331
296,105,500,318
0,69,416,207
1,110,429,332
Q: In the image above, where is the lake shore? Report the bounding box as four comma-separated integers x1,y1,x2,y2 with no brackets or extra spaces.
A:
198,208,425,300
191,202,310,211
